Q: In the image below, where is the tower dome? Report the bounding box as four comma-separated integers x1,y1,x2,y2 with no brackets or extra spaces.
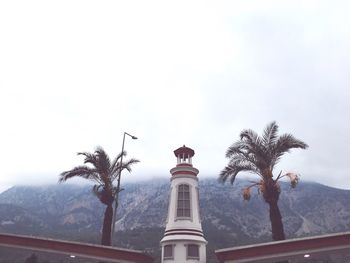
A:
160,146,207,263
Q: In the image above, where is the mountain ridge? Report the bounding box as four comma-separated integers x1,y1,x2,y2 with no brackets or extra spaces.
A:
1,178,350,262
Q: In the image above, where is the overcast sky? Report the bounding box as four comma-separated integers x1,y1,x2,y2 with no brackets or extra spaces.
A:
1,0,350,192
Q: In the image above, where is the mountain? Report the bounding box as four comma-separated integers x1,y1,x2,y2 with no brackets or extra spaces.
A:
1,178,350,263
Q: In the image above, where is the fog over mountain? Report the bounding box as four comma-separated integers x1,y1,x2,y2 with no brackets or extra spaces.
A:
1,178,350,262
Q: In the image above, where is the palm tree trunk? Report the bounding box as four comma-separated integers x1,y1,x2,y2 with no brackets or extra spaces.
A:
101,203,113,246
267,199,285,241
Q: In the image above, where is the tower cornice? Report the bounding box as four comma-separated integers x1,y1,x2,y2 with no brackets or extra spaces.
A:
170,166,199,177
170,174,199,182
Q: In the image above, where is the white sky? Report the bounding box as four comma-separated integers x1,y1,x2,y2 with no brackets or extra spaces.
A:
1,0,350,192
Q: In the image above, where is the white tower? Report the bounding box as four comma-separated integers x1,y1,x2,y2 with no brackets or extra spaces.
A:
160,145,207,263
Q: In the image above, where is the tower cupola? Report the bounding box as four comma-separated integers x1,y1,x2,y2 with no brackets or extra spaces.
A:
170,145,199,178
174,145,195,166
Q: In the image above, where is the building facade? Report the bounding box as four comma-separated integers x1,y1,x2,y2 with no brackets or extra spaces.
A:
160,145,207,263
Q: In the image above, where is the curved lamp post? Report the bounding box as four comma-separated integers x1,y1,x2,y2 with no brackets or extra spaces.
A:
111,132,137,244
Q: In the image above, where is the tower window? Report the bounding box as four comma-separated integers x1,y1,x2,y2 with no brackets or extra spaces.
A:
177,184,190,217
163,244,173,259
187,244,199,259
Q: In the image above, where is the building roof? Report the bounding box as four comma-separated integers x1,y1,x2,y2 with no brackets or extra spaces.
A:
174,145,195,157
0,233,154,263
215,231,350,263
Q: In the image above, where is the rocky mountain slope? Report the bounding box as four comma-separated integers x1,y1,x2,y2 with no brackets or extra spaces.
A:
0,178,350,262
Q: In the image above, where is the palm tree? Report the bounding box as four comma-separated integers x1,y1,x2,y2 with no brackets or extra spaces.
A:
59,147,139,246
220,121,308,241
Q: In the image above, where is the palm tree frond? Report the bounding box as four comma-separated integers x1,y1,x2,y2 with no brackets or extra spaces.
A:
59,166,98,183
219,165,237,184
240,129,259,143
110,151,127,172
219,162,258,184
121,158,140,173
274,134,308,157
225,141,245,158
111,158,140,181
78,152,98,166
94,147,111,175
262,121,279,150
239,128,269,167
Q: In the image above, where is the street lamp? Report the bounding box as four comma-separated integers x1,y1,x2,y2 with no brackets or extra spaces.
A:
111,132,137,243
